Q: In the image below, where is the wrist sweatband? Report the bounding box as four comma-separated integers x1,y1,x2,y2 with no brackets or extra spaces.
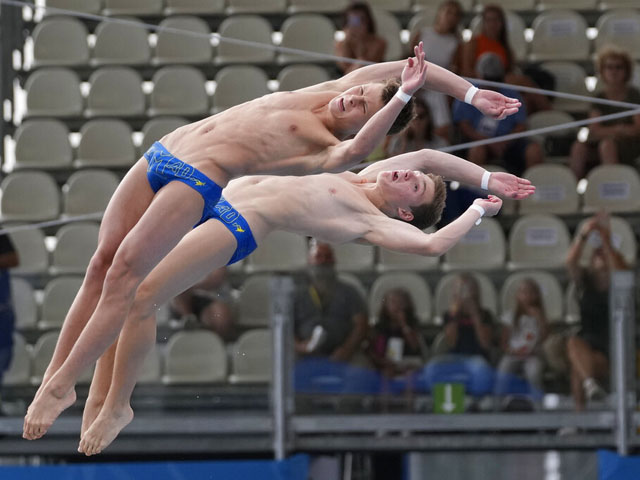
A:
470,204,485,225
464,86,479,105
395,88,412,104
481,170,491,190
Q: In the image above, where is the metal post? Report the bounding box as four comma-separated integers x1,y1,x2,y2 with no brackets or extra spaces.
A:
271,275,294,461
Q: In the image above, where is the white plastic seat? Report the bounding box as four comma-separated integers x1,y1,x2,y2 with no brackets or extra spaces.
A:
277,14,335,64
0,172,60,222
539,62,591,113
102,0,162,16
25,68,83,118
91,19,150,66
3,333,31,386
369,272,432,326
520,164,579,215
226,0,286,14
32,16,89,67
287,0,349,13
500,271,563,323
164,0,225,15
507,214,571,270
163,330,227,384
575,216,637,268
528,110,578,140
331,243,375,272
62,169,119,218
237,274,272,327
75,119,136,168
371,8,403,61
245,231,307,273
277,64,330,91
434,272,497,325
137,344,161,384
469,10,527,62
529,10,589,62
442,217,506,271
39,276,83,329
51,222,99,275
85,67,145,118
14,119,72,170
149,66,209,117
536,0,597,9
11,278,37,330
211,65,269,114
215,15,274,65
595,10,640,61
44,0,101,15
8,228,48,275
140,117,189,153
229,329,272,384
583,165,640,213
154,16,213,65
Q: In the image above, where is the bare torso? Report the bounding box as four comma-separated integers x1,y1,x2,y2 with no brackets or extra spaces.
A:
159,90,343,186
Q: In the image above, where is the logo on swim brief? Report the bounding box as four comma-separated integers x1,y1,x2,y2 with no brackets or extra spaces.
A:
234,224,245,233
193,179,205,186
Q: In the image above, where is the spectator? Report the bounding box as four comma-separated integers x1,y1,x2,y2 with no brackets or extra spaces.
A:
494,278,548,404
569,46,640,179
0,231,19,414
335,2,386,75
170,267,237,341
368,288,427,378
293,240,368,363
565,211,628,411
453,51,544,176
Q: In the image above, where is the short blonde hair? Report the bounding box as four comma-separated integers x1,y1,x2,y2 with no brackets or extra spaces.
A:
596,45,633,84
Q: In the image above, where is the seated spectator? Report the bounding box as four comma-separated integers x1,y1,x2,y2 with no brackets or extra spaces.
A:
565,211,629,411
494,278,548,405
0,231,18,414
368,288,428,378
569,46,640,179
453,52,544,176
170,267,237,341
293,240,368,364
335,2,386,75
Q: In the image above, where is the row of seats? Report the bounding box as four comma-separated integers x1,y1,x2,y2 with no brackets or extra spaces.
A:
3,328,271,386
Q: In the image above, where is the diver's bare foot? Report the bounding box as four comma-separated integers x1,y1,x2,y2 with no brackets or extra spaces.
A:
79,406,134,456
80,397,105,441
23,387,76,440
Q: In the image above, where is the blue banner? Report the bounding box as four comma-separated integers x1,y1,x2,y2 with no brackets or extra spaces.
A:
599,450,640,480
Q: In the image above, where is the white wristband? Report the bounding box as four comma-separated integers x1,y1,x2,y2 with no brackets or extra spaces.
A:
395,88,412,104
464,86,479,105
481,170,491,190
469,204,485,225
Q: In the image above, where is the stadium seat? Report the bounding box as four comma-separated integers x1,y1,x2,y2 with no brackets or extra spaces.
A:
575,215,637,267
163,330,227,384
287,0,349,14
11,278,38,330
229,329,272,384
338,273,368,302
500,271,564,323
75,119,136,168
475,0,535,10
102,0,162,16
8,228,48,275
529,10,589,62
507,214,571,270
44,0,101,15
0,171,60,222
3,333,31,386
376,227,439,272
595,9,640,61
277,14,335,64
137,345,161,384
583,165,640,213
25,68,83,118
164,0,225,15
214,15,274,65
154,16,213,65
226,0,286,14
85,67,145,118
599,0,638,9
211,65,270,114
369,272,432,326
469,10,527,62
140,117,189,154
237,274,273,327
442,217,506,271
519,164,579,215
32,16,89,68
536,0,597,9
369,0,411,11
331,243,375,272
62,169,119,218
277,64,330,91
149,66,209,116
31,331,59,384
245,231,307,273
434,272,497,325
14,119,72,170
539,62,591,113
50,222,99,275
414,0,474,11
527,110,578,150
371,8,403,61
91,19,151,66
39,276,83,329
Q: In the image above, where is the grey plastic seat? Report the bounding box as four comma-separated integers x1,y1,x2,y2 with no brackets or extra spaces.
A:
475,0,534,10
86,67,145,117
164,0,225,15
507,214,571,270
277,14,335,64
368,0,411,11
62,169,119,218
212,65,270,114
0,171,60,222
138,345,161,384
331,243,375,272
14,119,72,170
25,68,83,118
245,231,306,273
163,330,227,384
226,0,286,14
31,331,59,384
536,0,597,9
154,16,213,65
277,64,330,91
287,0,348,13
443,217,506,271
149,66,209,117
215,15,274,65
44,0,101,15
369,272,432,326
51,222,99,275
91,18,151,66
539,62,591,113
8,228,48,275
76,119,136,168
595,10,640,61
529,10,589,62
102,0,162,16
500,271,563,323
520,164,579,215
32,16,89,67
229,329,272,384
141,117,189,154
434,272,497,325
237,274,273,327
3,333,31,386
583,165,640,213
371,8,403,61
11,278,37,330
39,276,83,329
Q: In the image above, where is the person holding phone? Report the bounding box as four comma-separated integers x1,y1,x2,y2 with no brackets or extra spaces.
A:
335,2,387,74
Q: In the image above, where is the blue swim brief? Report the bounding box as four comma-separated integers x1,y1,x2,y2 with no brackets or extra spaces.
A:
143,141,223,227
211,197,258,265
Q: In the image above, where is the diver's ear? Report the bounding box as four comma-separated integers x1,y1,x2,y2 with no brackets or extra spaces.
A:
397,207,414,222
